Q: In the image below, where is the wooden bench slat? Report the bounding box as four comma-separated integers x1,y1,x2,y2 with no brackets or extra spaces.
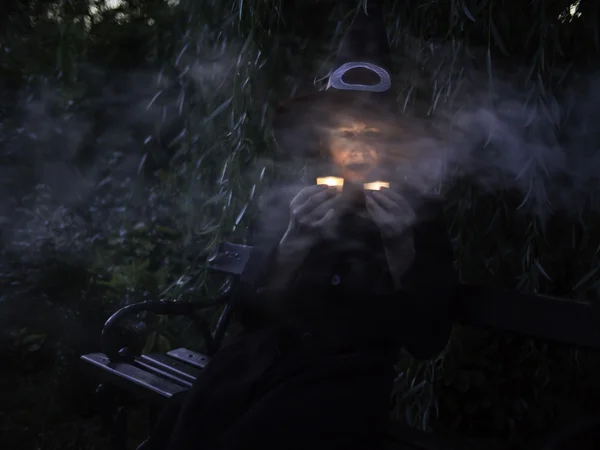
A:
83,350,476,449
133,357,194,389
167,348,211,369
81,353,188,402
138,354,202,383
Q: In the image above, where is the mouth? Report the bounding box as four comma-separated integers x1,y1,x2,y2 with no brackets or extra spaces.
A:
345,162,372,172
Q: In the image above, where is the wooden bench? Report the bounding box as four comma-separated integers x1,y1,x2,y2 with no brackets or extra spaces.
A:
81,242,600,450
82,347,483,450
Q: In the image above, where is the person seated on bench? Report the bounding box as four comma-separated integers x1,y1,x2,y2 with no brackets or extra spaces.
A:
143,112,458,450
143,5,457,449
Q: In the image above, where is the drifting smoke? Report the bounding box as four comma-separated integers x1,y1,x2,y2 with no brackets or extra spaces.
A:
0,54,239,264
2,26,600,267
251,35,600,251
265,72,600,218
440,73,600,220
387,36,600,220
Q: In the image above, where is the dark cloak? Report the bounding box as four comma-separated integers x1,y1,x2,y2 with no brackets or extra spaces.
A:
144,184,458,450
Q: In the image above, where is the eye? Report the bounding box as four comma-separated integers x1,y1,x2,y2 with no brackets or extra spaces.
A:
341,131,355,138
363,130,380,138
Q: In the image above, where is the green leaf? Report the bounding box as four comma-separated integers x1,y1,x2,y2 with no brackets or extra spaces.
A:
461,2,476,22
27,343,43,353
157,334,171,353
203,98,233,124
574,267,599,290
22,334,47,345
490,20,510,56
143,331,158,354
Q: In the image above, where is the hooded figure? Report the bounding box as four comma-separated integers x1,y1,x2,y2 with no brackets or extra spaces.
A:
144,3,458,450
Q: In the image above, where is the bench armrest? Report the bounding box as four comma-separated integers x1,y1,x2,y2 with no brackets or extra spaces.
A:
102,294,231,362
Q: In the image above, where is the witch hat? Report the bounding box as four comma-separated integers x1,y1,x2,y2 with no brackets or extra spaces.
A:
272,0,398,160
327,1,392,93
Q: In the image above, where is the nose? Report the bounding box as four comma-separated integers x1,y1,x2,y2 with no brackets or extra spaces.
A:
346,143,366,154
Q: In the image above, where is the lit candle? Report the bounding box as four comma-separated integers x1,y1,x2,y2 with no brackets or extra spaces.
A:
363,181,390,191
316,176,344,189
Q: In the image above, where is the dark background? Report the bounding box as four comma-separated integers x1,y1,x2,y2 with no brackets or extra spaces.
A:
1,1,600,449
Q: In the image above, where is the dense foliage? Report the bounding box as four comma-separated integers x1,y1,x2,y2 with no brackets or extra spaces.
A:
1,1,600,449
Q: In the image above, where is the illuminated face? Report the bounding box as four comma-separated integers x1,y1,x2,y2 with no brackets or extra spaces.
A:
328,121,381,181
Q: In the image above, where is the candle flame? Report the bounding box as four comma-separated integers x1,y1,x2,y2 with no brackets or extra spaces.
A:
364,181,390,191
317,177,389,191
317,176,344,189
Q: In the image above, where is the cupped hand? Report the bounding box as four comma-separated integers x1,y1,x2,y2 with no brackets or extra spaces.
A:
366,188,417,287
279,184,340,253
365,188,416,241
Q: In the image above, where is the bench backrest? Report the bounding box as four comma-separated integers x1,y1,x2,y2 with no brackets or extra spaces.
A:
208,242,600,351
